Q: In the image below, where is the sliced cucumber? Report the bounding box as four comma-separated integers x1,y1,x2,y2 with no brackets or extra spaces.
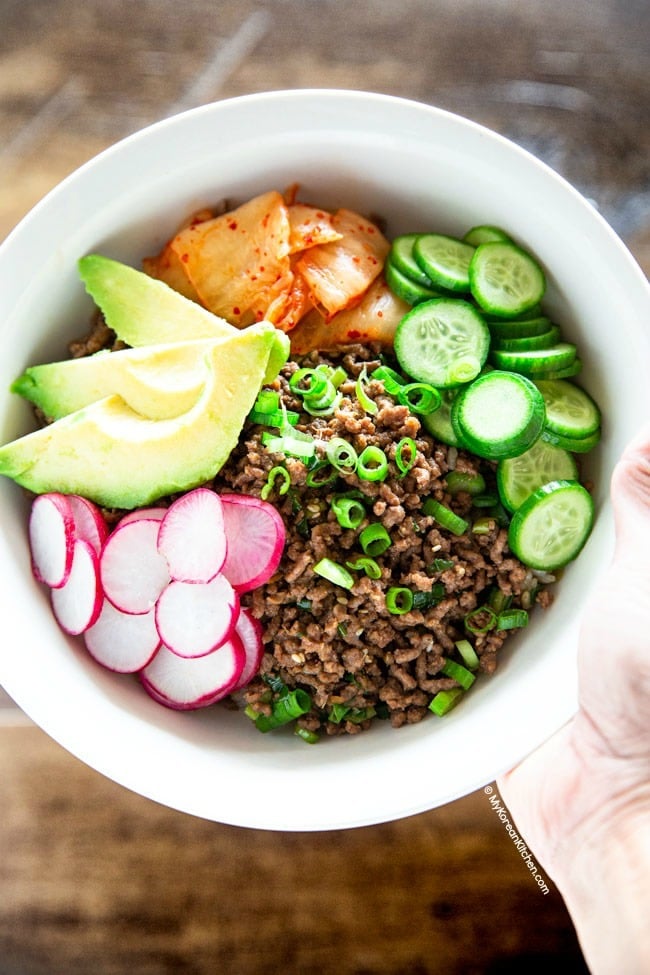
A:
463,225,512,247
490,342,577,376
533,359,583,381
492,324,561,353
389,234,436,287
394,298,490,388
497,439,578,511
541,426,601,454
469,241,546,317
421,386,463,446
534,379,601,439
384,258,444,306
507,480,594,571
413,234,475,293
487,315,553,339
450,370,546,461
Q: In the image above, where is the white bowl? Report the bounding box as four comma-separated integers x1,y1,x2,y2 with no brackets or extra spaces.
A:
1,90,649,831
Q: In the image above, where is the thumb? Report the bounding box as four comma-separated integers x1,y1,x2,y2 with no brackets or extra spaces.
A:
610,423,650,565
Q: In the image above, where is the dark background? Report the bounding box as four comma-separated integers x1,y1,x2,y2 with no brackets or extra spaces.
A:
1,2,648,972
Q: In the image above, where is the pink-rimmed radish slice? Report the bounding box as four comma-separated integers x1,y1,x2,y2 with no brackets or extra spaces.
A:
84,599,161,673
232,608,265,690
117,506,167,527
29,492,76,588
220,494,286,592
100,518,170,615
140,635,245,710
68,495,108,555
51,538,102,635
157,488,227,583
155,573,240,658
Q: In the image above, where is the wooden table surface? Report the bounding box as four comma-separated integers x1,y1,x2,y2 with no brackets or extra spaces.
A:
1,2,648,972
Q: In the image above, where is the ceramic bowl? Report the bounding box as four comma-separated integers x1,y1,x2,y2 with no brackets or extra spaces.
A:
1,90,649,830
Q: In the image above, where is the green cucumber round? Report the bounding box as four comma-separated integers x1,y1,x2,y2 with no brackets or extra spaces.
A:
507,479,594,571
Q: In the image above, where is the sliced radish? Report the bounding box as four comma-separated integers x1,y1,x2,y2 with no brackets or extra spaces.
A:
84,599,161,673
140,636,245,710
51,538,103,635
117,506,168,527
100,518,171,615
232,608,265,690
220,494,286,592
29,492,76,588
68,495,109,555
157,488,227,583
155,573,240,658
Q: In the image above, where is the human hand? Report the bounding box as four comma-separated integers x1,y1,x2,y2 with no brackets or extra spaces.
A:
497,426,650,973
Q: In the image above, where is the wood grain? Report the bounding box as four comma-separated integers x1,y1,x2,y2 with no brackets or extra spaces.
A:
0,1,647,971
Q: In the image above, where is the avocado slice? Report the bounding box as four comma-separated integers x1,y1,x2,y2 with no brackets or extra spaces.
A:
11,337,232,421
0,322,277,509
78,254,289,383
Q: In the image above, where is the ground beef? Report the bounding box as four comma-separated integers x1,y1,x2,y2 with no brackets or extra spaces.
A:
211,344,548,737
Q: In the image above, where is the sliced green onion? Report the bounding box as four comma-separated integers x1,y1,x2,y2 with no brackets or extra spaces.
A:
357,445,389,481
471,516,496,535
329,702,351,724
455,639,480,671
423,498,469,536
325,437,358,473
411,584,445,610
445,471,486,496
386,586,413,615
251,389,280,414
262,431,316,460
251,688,312,732
289,367,329,400
295,727,319,744
429,687,464,716
464,605,498,634
313,557,354,590
432,557,455,572
296,598,313,611
305,461,339,489
441,658,476,690
319,364,348,389
345,556,382,579
359,523,392,556
370,364,406,395
488,589,512,614
261,465,291,500
249,407,300,427
355,365,379,415
395,437,417,477
471,493,500,508
397,382,442,415
331,496,366,529
496,608,529,630
303,389,342,417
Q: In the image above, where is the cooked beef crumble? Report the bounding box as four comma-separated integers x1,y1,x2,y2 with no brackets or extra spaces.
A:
211,344,549,737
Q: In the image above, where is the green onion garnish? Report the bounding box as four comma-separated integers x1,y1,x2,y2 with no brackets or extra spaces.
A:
249,407,300,427
397,382,442,415
289,367,330,400
263,431,316,460
252,389,280,414
370,364,406,395
441,658,476,690
496,608,529,630
355,365,378,415
261,465,291,500
386,586,413,615
325,437,358,473
471,516,496,535
305,461,339,488
357,445,389,481
345,556,382,579
432,557,455,572
296,598,313,611
329,704,376,724
471,493,499,508
488,589,512,614
395,437,417,477
411,585,445,610
313,557,355,590
464,605,498,634
455,639,480,670
359,523,392,556
445,471,487,496
294,727,319,744
250,688,312,732
422,498,469,536
303,389,342,417
331,496,366,529
429,687,464,716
